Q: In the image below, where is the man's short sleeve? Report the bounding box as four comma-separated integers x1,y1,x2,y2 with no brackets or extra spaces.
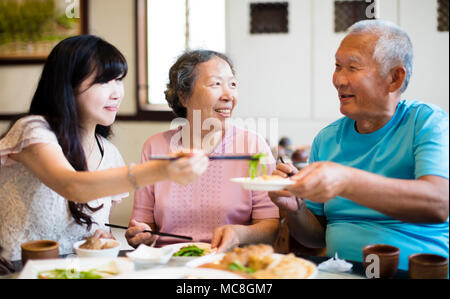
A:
304,134,325,216
414,106,449,180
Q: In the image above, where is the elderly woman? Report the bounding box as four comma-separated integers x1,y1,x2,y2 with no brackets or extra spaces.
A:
126,50,280,252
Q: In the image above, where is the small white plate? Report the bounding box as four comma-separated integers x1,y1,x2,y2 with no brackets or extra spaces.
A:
163,242,215,263
126,244,176,265
112,267,244,279
230,177,295,191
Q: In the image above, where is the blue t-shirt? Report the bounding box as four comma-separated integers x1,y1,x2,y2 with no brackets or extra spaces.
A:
306,100,449,270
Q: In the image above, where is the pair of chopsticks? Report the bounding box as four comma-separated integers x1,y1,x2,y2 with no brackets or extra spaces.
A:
105,223,192,241
148,155,258,161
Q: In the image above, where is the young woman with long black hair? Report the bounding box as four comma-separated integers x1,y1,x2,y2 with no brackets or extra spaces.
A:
0,35,208,261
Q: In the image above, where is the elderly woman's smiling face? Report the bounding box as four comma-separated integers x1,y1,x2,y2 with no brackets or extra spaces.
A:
183,56,238,126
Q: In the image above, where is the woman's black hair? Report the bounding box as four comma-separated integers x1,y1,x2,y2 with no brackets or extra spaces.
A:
165,50,235,118
28,35,128,230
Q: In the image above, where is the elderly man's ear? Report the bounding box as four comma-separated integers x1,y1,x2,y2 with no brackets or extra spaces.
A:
388,66,407,93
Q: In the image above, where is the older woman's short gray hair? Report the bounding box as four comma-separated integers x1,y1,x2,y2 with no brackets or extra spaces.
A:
165,50,235,118
348,19,414,93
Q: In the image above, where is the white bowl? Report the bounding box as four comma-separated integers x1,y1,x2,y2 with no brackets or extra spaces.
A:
73,239,121,258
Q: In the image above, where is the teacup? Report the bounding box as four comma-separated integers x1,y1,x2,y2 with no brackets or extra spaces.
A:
21,240,59,265
363,244,400,279
409,253,448,279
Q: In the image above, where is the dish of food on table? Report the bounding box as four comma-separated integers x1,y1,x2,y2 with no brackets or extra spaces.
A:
197,244,317,279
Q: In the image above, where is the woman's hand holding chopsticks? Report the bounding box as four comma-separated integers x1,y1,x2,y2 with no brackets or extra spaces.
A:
165,151,209,185
125,219,158,248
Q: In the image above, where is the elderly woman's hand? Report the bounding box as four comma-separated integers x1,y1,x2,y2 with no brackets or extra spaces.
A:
166,152,209,185
285,162,350,203
125,219,158,248
210,225,242,253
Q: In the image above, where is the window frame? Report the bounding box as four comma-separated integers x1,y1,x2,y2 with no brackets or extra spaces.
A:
119,0,177,121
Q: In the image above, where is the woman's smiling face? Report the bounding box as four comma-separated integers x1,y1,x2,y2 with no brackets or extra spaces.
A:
75,70,124,128
183,56,238,126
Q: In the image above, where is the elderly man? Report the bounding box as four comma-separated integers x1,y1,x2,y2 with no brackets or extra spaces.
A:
270,20,449,271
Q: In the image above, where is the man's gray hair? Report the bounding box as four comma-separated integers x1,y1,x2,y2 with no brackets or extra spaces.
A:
348,19,414,93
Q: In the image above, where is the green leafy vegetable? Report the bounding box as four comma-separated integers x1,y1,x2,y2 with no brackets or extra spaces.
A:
228,261,256,274
248,153,268,179
38,268,103,279
173,245,206,257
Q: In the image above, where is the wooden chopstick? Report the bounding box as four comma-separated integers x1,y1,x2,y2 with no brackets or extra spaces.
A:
147,155,258,161
209,155,257,161
105,223,193,241
146,155,180,161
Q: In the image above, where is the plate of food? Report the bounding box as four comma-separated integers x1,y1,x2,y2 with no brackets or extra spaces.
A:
189,244,317,279
231,153,296,191
163,242,217,263
230,176,295,191
18,257,134,279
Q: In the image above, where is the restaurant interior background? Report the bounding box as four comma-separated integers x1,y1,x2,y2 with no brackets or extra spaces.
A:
0,0,448,226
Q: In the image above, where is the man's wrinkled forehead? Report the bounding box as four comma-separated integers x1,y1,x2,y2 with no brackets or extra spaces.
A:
335,52,363,64
335,33,379,61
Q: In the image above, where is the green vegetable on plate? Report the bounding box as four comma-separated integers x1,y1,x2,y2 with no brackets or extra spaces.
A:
37,268,104,279
173,245,206,257
248,153,268,179
228,261,256,274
